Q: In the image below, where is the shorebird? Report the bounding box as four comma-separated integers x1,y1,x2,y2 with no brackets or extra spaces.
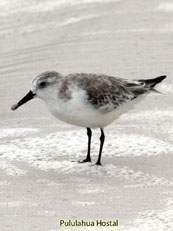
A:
11,71,166,165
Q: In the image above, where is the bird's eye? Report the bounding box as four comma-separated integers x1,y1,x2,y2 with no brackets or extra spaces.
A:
39,82,47,88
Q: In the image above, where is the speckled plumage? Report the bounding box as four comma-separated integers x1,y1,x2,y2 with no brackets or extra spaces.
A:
58,73,154,113
30,71,166,118
27,71,166,118
11,71,166,165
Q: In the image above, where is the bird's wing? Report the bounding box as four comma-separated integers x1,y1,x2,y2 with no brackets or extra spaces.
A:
67,73,149,113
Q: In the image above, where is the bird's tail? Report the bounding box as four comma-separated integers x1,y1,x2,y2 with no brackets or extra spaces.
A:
138,75,167,88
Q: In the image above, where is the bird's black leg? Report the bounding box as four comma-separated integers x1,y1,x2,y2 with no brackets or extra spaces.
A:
78,128,92,163
95,128,105,166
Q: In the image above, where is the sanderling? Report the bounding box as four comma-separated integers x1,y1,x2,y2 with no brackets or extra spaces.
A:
11,71,166,165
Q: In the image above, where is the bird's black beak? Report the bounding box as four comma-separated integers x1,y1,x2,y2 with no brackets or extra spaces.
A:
11,90,36,111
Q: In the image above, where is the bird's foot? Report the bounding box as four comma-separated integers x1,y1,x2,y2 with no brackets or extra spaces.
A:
94,161,103,166
78,158,92,163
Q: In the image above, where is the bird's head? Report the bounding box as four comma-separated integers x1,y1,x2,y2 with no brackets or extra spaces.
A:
11,71,63,111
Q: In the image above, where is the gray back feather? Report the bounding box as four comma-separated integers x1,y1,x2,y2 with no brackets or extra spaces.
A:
66,73,150,112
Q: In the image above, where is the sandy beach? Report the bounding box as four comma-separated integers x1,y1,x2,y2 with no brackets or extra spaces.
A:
0,0,173,230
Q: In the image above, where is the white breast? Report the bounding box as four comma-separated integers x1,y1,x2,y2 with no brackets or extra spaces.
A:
43,88,145,128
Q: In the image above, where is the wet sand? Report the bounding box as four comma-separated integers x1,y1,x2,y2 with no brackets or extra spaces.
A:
0,0,173,230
